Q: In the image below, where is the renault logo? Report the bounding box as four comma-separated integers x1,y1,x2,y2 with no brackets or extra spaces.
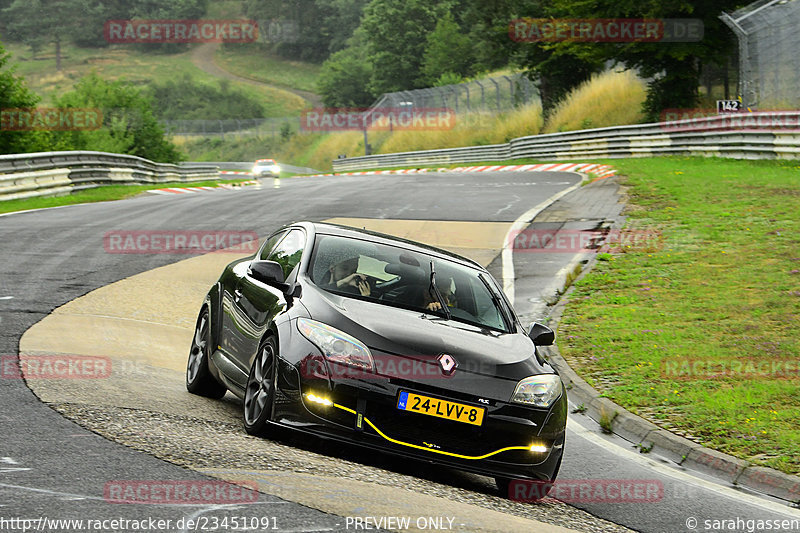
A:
437,354,457,375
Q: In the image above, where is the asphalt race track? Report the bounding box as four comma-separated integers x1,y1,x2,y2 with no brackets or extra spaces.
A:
2,171,799,533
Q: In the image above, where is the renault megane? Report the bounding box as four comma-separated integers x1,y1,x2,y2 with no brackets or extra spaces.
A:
186,221,566,496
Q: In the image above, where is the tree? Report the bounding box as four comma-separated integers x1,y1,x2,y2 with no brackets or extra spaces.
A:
2,0,83,71
244,0,336,62
72,0,134,48
360,0,450,94
517,45,603,116
539,0,741,119
462,0,531,73
0,41,51,154
315,0,370,55
317,29,375,107
53,73,182,163
420,12,475,86
131,0,209,54
0,0,15,35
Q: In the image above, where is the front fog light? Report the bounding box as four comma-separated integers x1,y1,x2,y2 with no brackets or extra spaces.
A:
511,374,562,408
305,393,332,407
529,443,549,453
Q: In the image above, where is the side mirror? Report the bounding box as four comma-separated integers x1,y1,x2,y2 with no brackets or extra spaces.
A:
528,322,555,346
248,260,285,287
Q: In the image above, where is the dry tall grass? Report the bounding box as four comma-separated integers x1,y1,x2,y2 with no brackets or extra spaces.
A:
286,71,646,168
378,102,544,154
543,70,646,133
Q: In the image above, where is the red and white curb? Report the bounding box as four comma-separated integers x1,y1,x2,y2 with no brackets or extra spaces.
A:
148,181,259,195
220,171,254,176
148,186,218,195
304,162,616,180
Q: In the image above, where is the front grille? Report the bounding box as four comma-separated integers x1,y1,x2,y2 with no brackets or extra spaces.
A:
367,403,485,454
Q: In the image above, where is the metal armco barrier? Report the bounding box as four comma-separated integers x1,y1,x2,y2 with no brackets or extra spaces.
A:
332,112,800,171
179,161,322,175
0,151,219,202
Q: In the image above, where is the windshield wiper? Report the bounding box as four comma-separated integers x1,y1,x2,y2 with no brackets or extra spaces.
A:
478,273,512,332
429,261,451,320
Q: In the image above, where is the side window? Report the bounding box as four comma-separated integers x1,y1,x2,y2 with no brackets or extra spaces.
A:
259,231,286,260
268,230,305,279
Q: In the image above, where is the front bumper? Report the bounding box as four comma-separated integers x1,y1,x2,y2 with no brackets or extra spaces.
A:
254,167,280,177
271,331,567,481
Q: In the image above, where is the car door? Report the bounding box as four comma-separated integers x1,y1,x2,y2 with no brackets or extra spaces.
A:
219,230,286,376
227,229,307,374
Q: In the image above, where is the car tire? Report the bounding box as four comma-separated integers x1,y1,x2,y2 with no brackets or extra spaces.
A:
186,308,228,399
495,454,562,501
243,335,277,436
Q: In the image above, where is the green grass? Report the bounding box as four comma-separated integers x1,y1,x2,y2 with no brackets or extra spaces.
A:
215,44,322,93
177,135,285,162
0,179,246,215
556,156,800,475
3,42,306,116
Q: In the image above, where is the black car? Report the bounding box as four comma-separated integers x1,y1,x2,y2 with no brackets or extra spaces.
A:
186,221,566,496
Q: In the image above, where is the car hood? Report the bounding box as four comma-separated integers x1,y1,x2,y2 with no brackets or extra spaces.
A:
300,282,553,381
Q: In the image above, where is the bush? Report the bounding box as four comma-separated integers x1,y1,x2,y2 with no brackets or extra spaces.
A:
147,75,266,121
0,41,51,154
54,73,182,163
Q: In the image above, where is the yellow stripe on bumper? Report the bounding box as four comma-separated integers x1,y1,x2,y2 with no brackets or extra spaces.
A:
333,402,534,461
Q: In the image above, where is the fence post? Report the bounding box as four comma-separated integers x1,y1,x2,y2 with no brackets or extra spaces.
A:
489,78,501,113
503,75,516,107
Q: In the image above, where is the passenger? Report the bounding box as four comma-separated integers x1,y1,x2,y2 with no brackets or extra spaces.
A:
328,256,371,296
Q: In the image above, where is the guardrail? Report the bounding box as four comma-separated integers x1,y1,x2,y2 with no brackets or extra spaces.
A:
0,151,219,202
179,161,322,175
332,112,800,171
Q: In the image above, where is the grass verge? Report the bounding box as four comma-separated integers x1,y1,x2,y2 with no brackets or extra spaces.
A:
3,42,306,116
176,135,286,162
214,44,322,93
0,179,246,215
557,157,800,475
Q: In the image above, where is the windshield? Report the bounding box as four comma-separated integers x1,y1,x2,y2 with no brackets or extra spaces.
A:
309,234,513,333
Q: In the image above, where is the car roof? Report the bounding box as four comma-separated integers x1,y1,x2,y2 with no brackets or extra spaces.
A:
255,158,275,163
290,221,485,270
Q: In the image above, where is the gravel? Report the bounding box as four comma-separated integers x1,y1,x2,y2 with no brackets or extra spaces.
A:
52,402,632,533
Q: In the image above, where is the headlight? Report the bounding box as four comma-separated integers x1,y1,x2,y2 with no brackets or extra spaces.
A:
297,318,373,371
511,374,562,408
271,165,281,173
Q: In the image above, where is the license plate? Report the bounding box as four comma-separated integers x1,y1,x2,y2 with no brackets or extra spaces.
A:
397,391,485,426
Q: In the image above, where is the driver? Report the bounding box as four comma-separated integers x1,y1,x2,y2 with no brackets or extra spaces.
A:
328,256,371,296
422,278,455,312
